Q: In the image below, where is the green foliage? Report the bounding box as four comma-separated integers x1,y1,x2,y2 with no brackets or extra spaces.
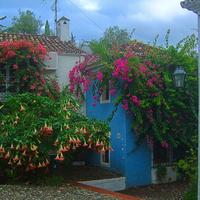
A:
174,136,197,181
8,171,64,186
155,164,167,183
43,20,54,36
183,174,198,200
0,16,6,28
101,25,133,47
174,136,198,200
27,174,64,186
90,25,133,54
70,32,76,44
6,9,43,34
62,150,75,170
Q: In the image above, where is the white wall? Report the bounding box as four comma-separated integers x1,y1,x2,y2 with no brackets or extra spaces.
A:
79,177,126,192
44,52,86,115
57,18,70,42
151,166,177,184
44,52,85,88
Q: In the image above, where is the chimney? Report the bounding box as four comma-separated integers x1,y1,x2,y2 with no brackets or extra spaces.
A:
57,16,70,42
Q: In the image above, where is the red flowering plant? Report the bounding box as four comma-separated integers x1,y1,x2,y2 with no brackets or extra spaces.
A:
0,93,111,178
69,32,198,150
0,39,60,100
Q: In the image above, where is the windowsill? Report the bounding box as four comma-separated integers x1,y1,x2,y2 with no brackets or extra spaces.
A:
46,68,57,70
154,159,169,163
100,99,111,104
100,162,110,168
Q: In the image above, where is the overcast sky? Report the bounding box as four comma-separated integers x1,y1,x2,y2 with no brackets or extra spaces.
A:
0,0,198,46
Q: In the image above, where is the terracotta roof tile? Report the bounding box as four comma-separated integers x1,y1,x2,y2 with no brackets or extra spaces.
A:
119,40,153,55
0,33,85,54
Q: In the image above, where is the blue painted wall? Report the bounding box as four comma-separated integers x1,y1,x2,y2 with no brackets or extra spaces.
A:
85,87,151,188
125,112,151,187
85,87,126,176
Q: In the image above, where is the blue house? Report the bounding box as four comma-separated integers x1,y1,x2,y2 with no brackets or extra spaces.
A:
85,41,177,189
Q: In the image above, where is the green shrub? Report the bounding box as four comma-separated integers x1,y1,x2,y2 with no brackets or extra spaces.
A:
155,164,167,183
183,173,197,200
174,136,198,200
174,136,197,181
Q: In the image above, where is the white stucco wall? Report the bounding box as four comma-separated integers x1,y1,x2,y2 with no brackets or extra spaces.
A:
44,52,85,87
57,18,70,42
151,166,177,184
79,177,126,191
43,51,86,114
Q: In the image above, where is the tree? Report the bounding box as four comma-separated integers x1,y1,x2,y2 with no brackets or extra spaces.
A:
7,9,43,34
0,16,6,28
69,32,198,149
100,25,133,46
43,20,54,36
0,16,6,33
89,25,134,54
70,32,76,44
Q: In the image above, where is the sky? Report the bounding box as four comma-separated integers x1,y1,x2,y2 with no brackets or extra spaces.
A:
0,0,198,47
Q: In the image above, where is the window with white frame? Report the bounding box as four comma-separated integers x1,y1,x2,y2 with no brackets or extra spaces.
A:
0,67,15,99
101,149,110,166
100,134,110,167
100,82,111,103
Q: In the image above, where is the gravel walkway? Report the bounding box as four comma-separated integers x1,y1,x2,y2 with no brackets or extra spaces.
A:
119,180,190,200
0,184,121,200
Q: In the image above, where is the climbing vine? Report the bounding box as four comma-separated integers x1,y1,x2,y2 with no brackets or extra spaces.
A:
69,32,198,149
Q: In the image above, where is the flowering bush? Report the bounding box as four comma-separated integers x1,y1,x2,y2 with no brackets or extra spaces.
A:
0,38,112,179
0,93,111,177
0,39,60,99
69,33,198,149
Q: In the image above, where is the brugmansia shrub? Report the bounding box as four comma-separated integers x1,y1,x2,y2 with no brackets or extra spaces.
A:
0,93,112,178
69,32,198,149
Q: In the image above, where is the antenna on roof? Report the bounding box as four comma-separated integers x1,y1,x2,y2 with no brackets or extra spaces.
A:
51,0,61,36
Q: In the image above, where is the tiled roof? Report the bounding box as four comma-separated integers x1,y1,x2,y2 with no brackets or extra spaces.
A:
0,33,85,54
120,40,153,55
89,40,153,65
58,16,70,22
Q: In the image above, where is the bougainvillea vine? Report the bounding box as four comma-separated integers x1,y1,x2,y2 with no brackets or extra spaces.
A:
69,34,198,149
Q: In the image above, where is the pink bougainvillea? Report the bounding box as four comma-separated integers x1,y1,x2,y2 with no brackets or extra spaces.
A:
68,35,198,149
